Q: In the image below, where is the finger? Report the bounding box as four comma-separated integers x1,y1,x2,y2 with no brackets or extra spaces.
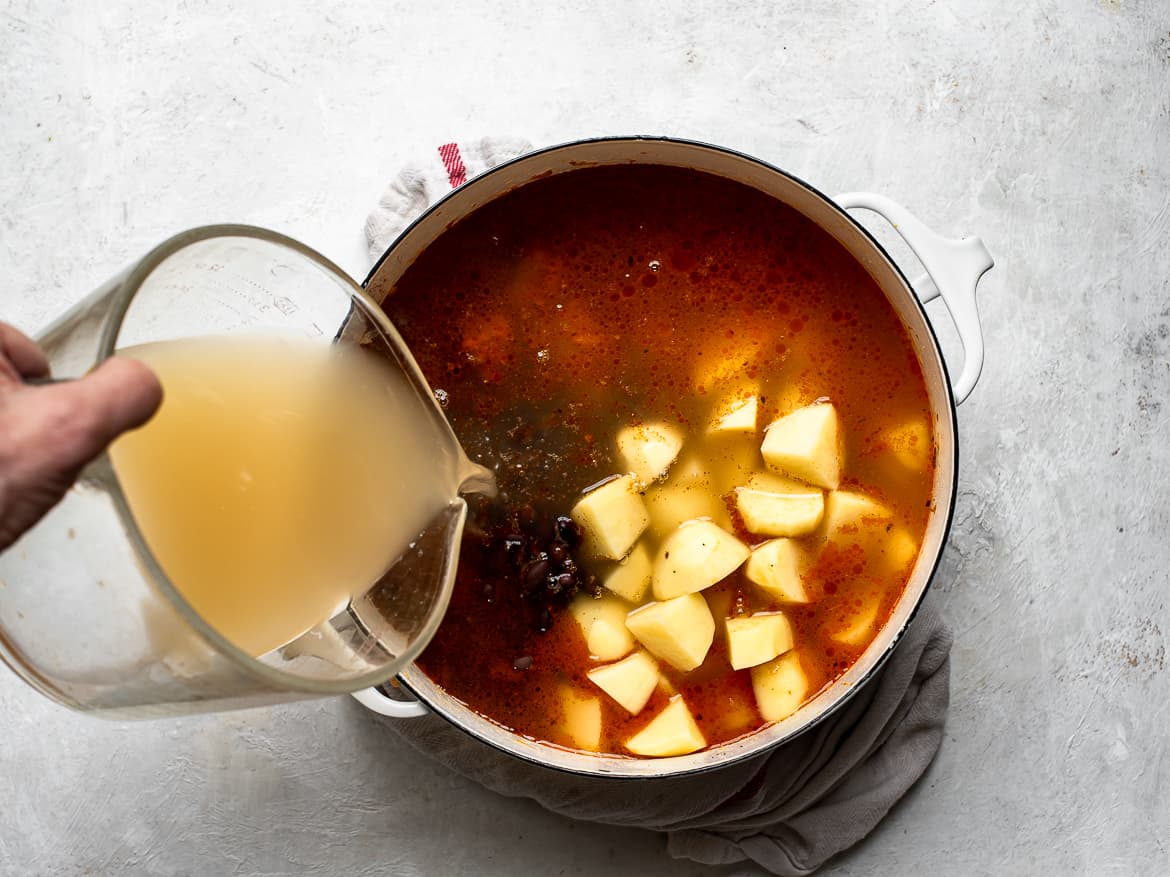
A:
34,357,164,465
0,322,51,381
0,358,162,550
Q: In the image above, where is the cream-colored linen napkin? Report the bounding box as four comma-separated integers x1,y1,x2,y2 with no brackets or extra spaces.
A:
363,139,953,876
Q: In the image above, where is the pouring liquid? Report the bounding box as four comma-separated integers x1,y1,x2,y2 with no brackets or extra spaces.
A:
109,336,484,657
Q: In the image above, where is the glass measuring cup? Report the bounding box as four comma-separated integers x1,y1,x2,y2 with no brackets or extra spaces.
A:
0,225,490,717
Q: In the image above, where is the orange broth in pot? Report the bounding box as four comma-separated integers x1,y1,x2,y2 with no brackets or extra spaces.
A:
380,165,935,756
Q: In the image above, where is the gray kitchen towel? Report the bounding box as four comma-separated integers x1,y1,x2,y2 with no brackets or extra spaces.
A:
376,597,949,876
364,139,953,875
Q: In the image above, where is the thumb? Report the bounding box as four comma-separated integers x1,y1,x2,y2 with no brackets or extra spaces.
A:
0,357,162,550
38,357,164,466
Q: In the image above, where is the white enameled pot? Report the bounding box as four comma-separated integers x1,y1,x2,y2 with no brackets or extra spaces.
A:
352,137,993,779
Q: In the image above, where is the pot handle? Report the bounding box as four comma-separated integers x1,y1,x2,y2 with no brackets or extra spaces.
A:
351,684,429,718
834,192,994,405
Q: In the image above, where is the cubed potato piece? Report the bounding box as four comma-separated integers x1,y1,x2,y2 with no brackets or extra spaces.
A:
883,418,931,471
878,526,920,573
744,470,810,494
586,650,660,715
571,475,649,560
744,539,810,603
667,453,709,485
735,488,824,537
761,402,841,489
626,593,715,671
644,482,731,541
726,612,795,670
569,593,636,661
624,696,707,756
601,542,653,603
708,392,759,434
831,598,882,646
616,422,683,487
823,490,892,534
751,651,809,722
719,691,761,736
652,520,750,600
559,686,602,751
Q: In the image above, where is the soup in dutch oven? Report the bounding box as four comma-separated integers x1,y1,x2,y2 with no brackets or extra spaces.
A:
380,165,935,758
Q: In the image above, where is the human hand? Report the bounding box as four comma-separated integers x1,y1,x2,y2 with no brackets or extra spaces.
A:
0,322,162,551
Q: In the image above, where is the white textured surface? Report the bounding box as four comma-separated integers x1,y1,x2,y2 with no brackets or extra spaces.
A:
2,1,1169,874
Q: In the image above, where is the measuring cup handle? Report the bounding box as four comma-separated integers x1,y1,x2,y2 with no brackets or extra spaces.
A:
351,684,429,718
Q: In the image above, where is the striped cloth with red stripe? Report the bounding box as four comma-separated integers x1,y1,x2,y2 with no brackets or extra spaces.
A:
438,142,468,188
364,137,533,264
